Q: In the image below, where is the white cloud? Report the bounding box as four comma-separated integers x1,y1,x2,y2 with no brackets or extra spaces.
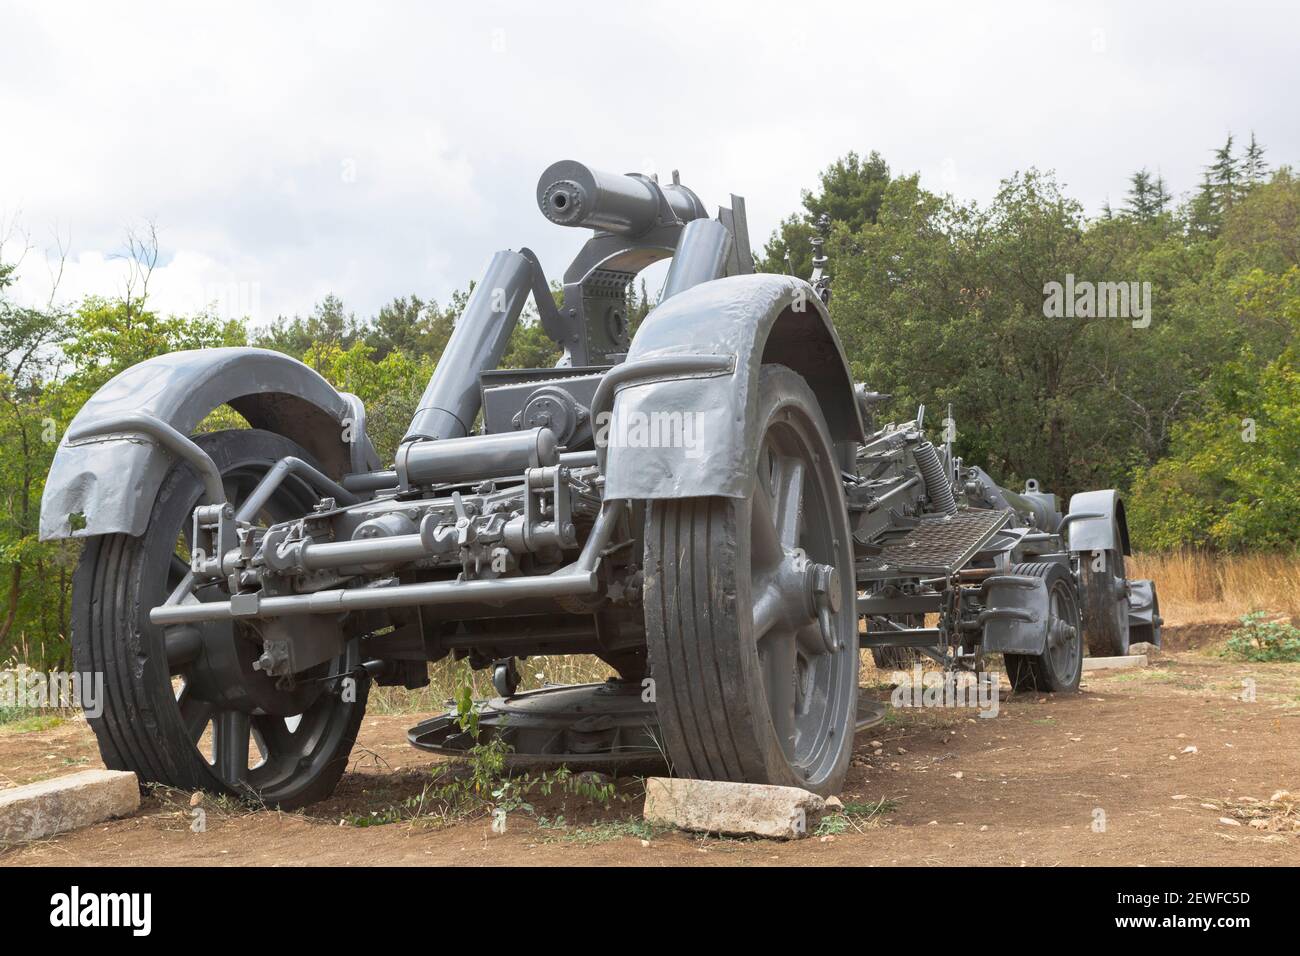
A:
2,0,1296,324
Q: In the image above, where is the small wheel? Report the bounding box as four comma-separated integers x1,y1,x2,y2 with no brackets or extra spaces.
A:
644,365,858,796
492,658,521,697
868,613,927,669
871,645,925,669
1079,548,1130,656
1002,562,1082,693
72,429,367,809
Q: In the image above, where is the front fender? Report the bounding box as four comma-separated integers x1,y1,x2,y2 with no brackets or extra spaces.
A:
603,274,863,500
40,347,379,540
1066,489,1132,556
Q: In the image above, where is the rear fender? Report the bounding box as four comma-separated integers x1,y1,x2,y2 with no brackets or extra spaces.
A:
603,274,863,500
1066,489,1132,556
40,347,379,540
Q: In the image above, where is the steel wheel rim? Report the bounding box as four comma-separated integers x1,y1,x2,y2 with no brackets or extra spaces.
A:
749,406,856,784
155,449,359,798
1044,577,1081,683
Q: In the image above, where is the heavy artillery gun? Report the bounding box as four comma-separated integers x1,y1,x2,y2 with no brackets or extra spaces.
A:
41,160,1160,806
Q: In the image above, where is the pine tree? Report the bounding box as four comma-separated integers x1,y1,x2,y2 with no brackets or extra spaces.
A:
1242,132,1267,185
1151,172,1171,215
1208,134,1241,210
1188,170,1221,237
1125,169,1155,219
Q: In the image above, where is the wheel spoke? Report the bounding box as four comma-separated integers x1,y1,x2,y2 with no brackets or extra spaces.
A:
751,578,785,642
177,685,214,744
772,454,805,549
750,481,784,571
213,710,251,783
759,631,797,754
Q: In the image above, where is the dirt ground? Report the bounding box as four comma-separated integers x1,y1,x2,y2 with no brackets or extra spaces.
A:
2,623,1298,867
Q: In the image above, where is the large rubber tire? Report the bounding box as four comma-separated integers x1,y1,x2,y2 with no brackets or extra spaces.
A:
72,429,367,809
643,365,858,797
1003,562,1083,693
1080,548,1130,657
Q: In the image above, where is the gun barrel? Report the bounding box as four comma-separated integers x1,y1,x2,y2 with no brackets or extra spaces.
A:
536,160,705,235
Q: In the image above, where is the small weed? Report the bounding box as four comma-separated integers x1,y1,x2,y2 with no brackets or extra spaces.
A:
1223,612,1300,663
345,666,621,829
816,796,899,835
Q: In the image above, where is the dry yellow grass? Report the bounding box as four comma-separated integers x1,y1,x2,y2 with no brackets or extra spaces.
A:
368,552,1299,712
1128,552,1300,626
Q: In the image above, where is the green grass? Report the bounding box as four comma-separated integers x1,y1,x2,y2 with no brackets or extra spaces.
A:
537,816,669,845
0,712,65,733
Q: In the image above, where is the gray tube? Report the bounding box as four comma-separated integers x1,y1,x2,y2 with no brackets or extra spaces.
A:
236,456,358,521
536,160,706,235
395,427,558,487
150,567,599,624
403,250,533,443
661,219,733,301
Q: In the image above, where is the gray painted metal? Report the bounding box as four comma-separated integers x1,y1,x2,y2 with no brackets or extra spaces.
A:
1126,578,1162,647
67,412,227,506
603,273,863,500
480,367,607,445
1066,489,1132,555
660,219,733,301
536,161,706,236
148,498,627,626
40,347,374,540
403,249,533,443
395,427,558,487
979,573,1052,654
236,455,359,519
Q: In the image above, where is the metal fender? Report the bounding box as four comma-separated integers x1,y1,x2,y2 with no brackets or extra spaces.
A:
40,347,379,540
1065,489,1132,556
602,274,863,500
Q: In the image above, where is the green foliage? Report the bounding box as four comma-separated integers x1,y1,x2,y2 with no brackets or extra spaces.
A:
1222,612,1300,662
758,150,891,278
1127,263,1300,550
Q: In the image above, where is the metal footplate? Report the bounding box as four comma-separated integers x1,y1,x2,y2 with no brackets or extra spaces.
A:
856,508,1010,579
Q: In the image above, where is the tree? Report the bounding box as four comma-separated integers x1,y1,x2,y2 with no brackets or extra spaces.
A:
758,150,892,278
1243,132,1268,185
1209,134,1243,211
1125,169,1157,219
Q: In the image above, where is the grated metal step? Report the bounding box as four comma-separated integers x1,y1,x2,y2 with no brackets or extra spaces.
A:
857,508,1010,578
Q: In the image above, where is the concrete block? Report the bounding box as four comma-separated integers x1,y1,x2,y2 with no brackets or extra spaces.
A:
643,776,824,839
0,769,139,844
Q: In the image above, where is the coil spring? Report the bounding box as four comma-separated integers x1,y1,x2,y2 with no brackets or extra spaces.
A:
914,440,958,515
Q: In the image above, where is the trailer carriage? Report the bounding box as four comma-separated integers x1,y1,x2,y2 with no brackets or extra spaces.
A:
41,160,1160,805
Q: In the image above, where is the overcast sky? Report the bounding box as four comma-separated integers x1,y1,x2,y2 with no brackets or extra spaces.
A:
2,1,1296,326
